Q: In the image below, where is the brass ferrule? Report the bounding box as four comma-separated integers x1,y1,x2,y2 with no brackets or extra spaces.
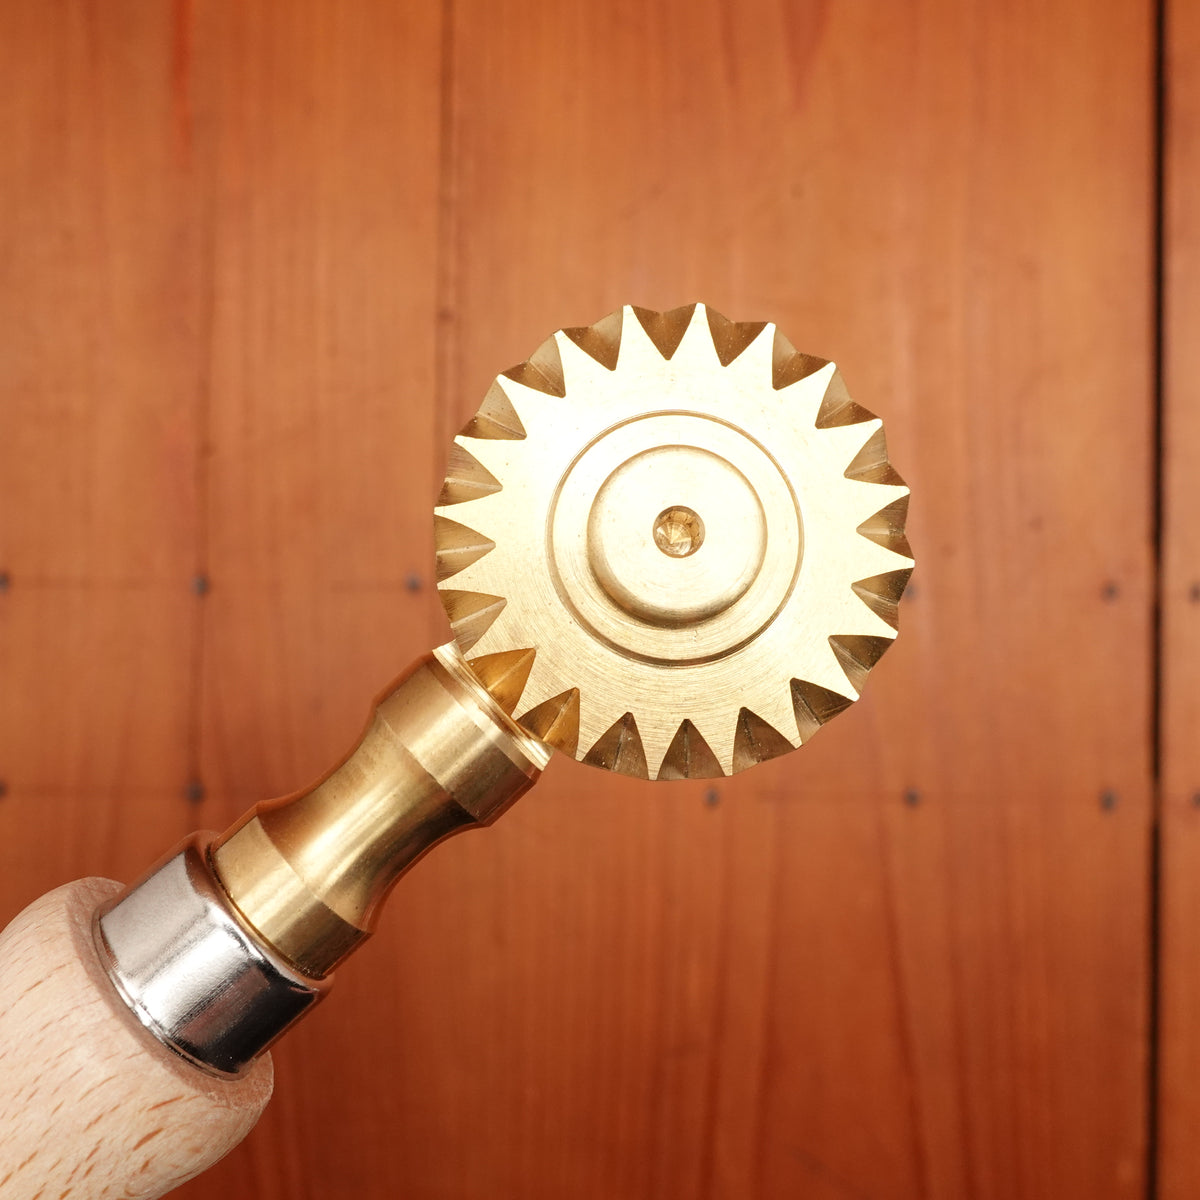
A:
210,644,550,979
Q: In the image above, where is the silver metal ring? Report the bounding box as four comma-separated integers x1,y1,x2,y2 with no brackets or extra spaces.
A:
96,832,329,1077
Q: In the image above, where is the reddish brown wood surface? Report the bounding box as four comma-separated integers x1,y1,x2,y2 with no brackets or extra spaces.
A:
1159,1,1200,1195
0,3,1157,1199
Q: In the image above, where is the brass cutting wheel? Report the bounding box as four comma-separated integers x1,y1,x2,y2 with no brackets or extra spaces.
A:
435,303,913,780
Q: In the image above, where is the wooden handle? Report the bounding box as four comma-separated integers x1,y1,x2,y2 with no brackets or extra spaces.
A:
0,878,274,1200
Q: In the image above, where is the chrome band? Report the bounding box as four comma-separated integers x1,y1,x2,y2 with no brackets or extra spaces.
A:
96,833,329,1077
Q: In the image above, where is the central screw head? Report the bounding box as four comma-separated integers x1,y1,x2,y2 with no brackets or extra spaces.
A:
653,506,705,558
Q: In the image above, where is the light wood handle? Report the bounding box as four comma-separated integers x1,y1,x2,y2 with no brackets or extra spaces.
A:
0,878,274,1200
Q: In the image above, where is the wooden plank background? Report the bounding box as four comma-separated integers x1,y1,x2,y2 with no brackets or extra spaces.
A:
0,2,1161,1198
1159,0,1200,1196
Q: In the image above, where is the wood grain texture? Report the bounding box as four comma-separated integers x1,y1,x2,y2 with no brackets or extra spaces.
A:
0,3,1158,1199
1158,0,1200,1194
0,878,273,1200
0,1,203,895
434,3,1155,1198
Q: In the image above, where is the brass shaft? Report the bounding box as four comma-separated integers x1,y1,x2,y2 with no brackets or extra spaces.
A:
211,644,550,979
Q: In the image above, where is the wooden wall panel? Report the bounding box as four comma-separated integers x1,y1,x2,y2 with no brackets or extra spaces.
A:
1158,1,1200,1194
0,3,1159,1200
0,4,203,893
436,2,1155,1198
191,2,444,805
180,5,446,1199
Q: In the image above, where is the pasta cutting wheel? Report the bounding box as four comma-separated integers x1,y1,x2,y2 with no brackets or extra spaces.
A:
437,303,913,779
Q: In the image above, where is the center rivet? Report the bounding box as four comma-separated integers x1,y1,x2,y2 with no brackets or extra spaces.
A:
653,507,705,558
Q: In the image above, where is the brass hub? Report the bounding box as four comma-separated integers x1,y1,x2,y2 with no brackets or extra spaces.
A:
552,413,800,665
592,447,761,622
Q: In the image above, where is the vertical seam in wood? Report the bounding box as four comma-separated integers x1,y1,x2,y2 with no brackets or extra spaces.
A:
1149,0,1167,1195
430,0,460,645
696,830,732,1200
434,0,459,455
185,4,216,813
876,809,932,1198
749,804,785,1198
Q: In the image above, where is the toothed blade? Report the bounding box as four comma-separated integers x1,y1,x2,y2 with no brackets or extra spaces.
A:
467,648,536,715
658,720,724,781
815,369,878,429
845,425,906,486
439,441,501,506
561,309,623,372
438,305,912,779
828,634,896,696
502,335,566,397
732,709,795,774
791,679,855,743
851,569,914,631
434,516,495,582
705,308,769,367
459,381,527,441
857,495,913,559
518,689,581,756
441,590,506,653
772,329,830,391
584,713,649,779
629,303,697,360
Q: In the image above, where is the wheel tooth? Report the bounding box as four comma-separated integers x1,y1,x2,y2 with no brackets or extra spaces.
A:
850,568,914,631
518,689,581,756
583,713,649,779
732,709,795,774
815,369,877,428
433,515,495,581
502,335,566,397
771,328,830,391
438,441,502,505
790,680,855,743
459,380,527,440
828,634,895,695
467,648,536,715
857,495,912,558
629,304,697,361
704,307,768,367
844,425,906,486
441,590,506,652
561,309,623,371
657,720,724,781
